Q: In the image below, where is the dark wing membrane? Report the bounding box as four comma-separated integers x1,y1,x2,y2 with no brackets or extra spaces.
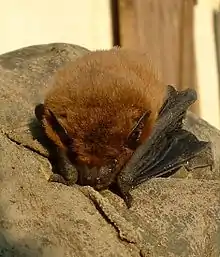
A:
132,129,209,186
158,85,197,130
118,86,197,180
117,86,210,207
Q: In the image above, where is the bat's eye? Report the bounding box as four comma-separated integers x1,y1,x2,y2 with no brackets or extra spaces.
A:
126,110,151,150
127,130,142,150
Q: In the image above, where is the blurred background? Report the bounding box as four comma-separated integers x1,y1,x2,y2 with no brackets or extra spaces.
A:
1,0,220,128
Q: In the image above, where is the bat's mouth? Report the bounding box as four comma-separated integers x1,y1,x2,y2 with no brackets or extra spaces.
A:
117,85,211,207
76,161,118,189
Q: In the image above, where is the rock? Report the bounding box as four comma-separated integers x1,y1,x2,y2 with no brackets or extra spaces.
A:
0,43,220,257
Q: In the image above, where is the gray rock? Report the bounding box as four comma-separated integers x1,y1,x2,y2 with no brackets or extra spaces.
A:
0,43,220,257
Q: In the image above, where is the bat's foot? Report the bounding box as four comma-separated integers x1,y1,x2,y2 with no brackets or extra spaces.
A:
50,165,78,186
48,173,68,185
55,150,78,185
48,147,78,186
48,172,77,186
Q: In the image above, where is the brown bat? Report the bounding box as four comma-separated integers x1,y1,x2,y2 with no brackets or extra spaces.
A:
35,47,210,208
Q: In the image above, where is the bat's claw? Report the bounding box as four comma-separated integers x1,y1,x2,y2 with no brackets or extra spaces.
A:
123,192,133,208
118,190,133,208
183,161,193,172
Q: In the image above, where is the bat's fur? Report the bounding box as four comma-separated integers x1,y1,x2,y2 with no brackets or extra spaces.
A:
42,48,166,173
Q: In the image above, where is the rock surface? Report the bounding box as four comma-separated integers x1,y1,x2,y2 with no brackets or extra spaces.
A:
0,43,220,257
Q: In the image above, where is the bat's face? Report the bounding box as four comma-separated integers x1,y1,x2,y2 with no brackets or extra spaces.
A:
73,109,151,167
73,110,155,190
39,103,152,189
70,128,134,189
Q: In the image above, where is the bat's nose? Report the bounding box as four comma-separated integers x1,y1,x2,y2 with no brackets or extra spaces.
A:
77,164,98,185
76,163,117,190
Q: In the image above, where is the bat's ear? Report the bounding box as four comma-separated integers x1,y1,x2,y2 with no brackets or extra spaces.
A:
47,109,73,148
35,103,45,122
159,85,197,119
126,110,151,150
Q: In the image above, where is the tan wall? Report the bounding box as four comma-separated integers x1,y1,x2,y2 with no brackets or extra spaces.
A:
194,0,220,128
0,0,113,54
1,0,220,129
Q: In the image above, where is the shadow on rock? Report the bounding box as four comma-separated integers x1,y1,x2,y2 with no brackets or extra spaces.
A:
0,232,44,257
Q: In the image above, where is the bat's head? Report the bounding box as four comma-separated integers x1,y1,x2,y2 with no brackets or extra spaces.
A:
36,95,156,190
36,47,167,189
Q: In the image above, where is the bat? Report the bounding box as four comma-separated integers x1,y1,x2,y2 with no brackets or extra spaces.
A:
34,47,211,208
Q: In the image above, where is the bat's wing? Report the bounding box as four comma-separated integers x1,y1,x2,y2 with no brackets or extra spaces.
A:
133,129,210,186
117,85,212,208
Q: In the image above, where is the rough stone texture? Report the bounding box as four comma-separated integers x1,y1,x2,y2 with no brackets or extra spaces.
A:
0,43,220,257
